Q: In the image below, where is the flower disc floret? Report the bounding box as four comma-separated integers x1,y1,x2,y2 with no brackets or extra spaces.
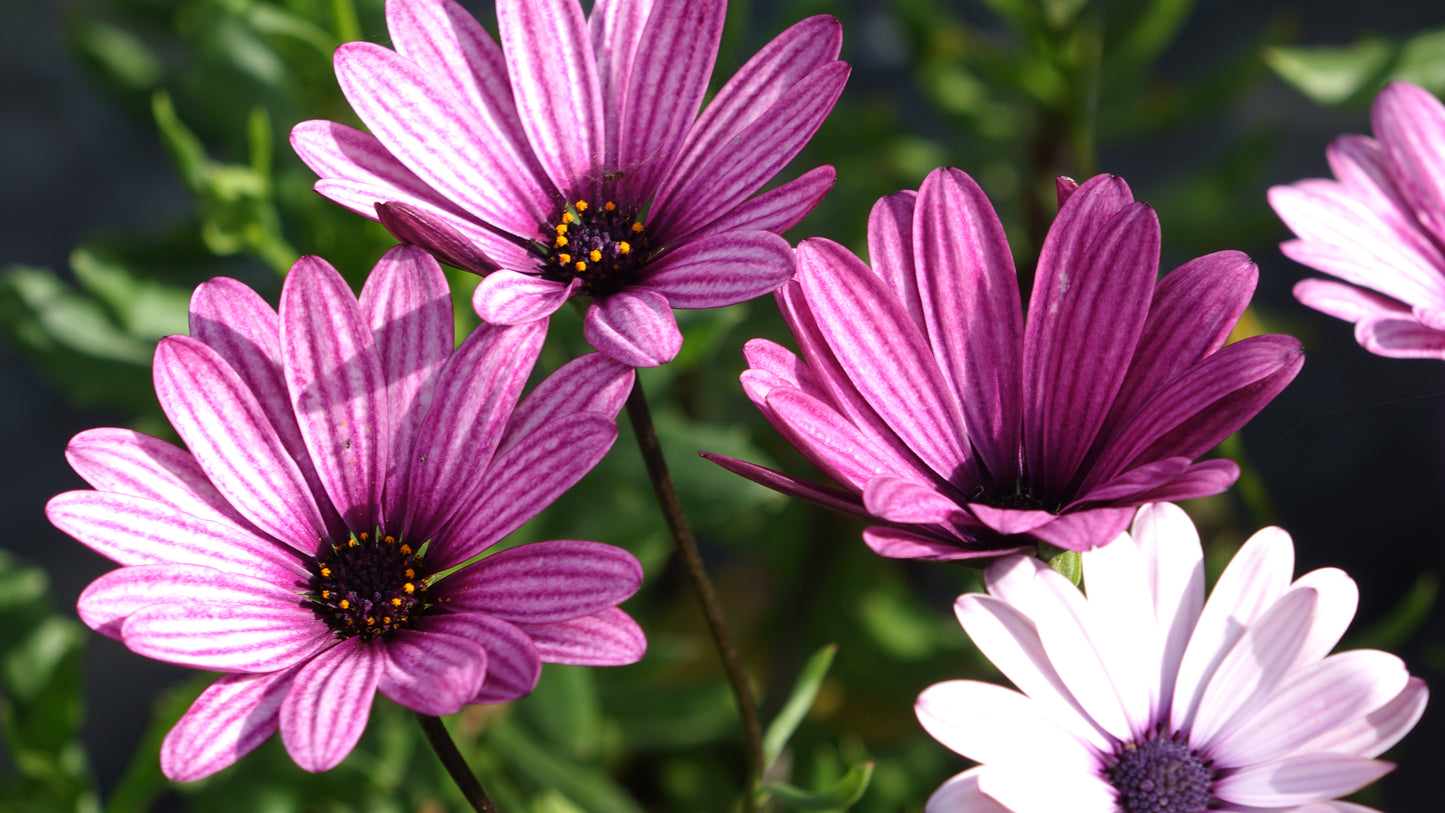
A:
1105,732,1214,813
307,531,426,640
542,200,650,297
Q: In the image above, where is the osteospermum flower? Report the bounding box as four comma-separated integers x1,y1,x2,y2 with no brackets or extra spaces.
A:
46,246,645,780
291,0,849,368
708,169,1303,557
916,503,1428,813
1271,82,1445,359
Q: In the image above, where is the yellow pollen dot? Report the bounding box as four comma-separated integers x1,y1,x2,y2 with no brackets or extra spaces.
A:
320,567,331,578
339,599,350,609
604,201,616,211
575,200,588,211
631,222,644,233
575,261,588,272
344,617,354,624
360,532,369,542
321,590,331,599
618,242,631,255
555,235,568,247
366,617,375,625
383,616,392,625
404,568,415,579
400,544,413,555
404,583,416,594
555,223,568,235
384,536,395,545
347,538,358,548
391,597,402,607
589,249,602,262
562,212,575,224
558,253,572,265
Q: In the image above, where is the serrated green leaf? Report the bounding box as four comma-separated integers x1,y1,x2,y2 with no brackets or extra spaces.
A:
763,643,837,770
765,761,873,810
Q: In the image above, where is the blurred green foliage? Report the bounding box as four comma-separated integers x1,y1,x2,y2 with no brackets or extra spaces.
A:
3,0,1439,811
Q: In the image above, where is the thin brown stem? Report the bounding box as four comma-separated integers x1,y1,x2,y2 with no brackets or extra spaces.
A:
626,376,764,810
416,713,498,813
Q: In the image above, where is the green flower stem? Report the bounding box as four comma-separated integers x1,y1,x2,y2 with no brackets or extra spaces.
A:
416,713,498,813
626,376,763,811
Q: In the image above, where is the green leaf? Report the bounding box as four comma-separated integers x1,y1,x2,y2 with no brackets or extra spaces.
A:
763,643,838,770
1265,29,1445,107
70,246,192,341
765,761,874,810
69,18,163,91
487,719,644,813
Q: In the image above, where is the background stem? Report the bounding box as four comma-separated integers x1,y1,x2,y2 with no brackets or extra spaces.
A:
416,713,498,813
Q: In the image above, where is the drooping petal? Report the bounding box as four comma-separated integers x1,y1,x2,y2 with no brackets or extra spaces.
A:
46,491,305,582
375,201,502,275
121,600,331,673
582,289,683,367
496,0,604,197
79,564,305,640
279,638,382,773
436,413,618,567
281,256,389,534
403,320,545,542
358,245,453,521
378,627,488,716
160,666,299,782
702,453,874,522
639,229,793,308
513,607,646,666
914,168,1024,481
473,271,579,326
153,335,327,553
1212,753,1395,808
443,540,641,623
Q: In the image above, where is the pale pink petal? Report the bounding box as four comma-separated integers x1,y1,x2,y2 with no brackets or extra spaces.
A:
161,667,299,782
378,627,488,716
863,474,969,525
78,564,305,640
358,244,453,520
1299,676,1428,758
496,0,604,196
153,335,327,553
121,601,331,673
582,289,683,367
513,607,646,666
915,679,1092,770
279,638,382,772
444,540,641,623
978,764,1118,813
1355,314,1445,358
1212,754,1394,807
437,413,618,567
473,271,578,326
1374,81,1445,246
281,256,389,534
498,353,633,454
46,491,304,582
640,230,793,308
1289,568,1359,666
924,768,1013,813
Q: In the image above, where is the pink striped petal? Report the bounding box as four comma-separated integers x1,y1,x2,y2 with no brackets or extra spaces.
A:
64,428,252,530
425,611,542,703
161,667,299,782
403,320,545,542
863,474,968,525
863,527,1023,562
588,0,656,167
650,61,849,241
967,504,1058,536
1356,314,1445,358
358,245,453,521
281,256,389,534
121,600,331,673
1071,457,1192,505
445,540,641,623
690,165,837,241
153,335,327,553
582,289,683,367
498,353,632,454
514,607,646,666
378,627,488,715
1213,753,1394,807
742,338,819,396
279,638,382,772
616,0,724,206
640,230,793,308
763,386,922,493
914,168,1024,482
47,491,304,581
795,238,972,481
1374,81,1445,246
375,201,502,275
1025,507,1135,553
79,564,303,640
496,0,604,196
473,271,578,325
436,413,618,567
866,189,923,330
702,453,873,522
1118,459,1240,506
333,41,555,235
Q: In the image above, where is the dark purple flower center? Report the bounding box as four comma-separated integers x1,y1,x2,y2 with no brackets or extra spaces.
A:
972,480,1065,515
304,531,428,641
1104,731,1216,813
540,199,651,297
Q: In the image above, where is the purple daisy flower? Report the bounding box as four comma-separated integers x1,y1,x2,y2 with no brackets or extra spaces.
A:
290,0,849,368
708,169,1303,557
46,246,645,780
916,503,1428,813
1270,81,1445,359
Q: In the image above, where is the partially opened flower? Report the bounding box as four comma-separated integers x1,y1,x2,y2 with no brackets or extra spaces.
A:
47,246,645,780
708,169,1302,557
291,0,849,367
916,503,1427,813
1271,81,1445,359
